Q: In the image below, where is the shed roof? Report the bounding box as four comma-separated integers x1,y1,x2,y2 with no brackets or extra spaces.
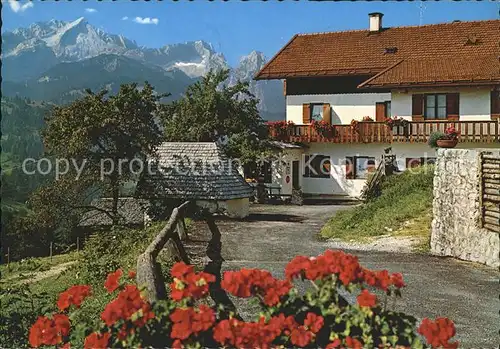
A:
136,142,253,200
78,198,148,227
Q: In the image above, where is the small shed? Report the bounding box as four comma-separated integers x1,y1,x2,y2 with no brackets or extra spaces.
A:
136,142,253,218
78,197,149,230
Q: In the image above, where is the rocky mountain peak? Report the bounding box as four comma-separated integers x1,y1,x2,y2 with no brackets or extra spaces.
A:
2,18,285,120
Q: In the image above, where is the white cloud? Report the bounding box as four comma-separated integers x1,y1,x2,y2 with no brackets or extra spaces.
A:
85,8,97,13
8,0,34,13
133,17,159,25
122,16,129,20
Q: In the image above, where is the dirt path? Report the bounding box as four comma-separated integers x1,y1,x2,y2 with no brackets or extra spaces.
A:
189,204,499,348
5,261,78,285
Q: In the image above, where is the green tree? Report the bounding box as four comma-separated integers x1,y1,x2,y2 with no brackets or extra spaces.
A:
161,69,268,164
42,82,165,224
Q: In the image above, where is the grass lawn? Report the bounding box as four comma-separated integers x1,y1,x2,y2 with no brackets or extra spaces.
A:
0,251,81,283
320,165,434,245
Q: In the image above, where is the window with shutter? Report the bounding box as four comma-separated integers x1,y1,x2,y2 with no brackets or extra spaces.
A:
304,154,330,179
491,90,500,120
424,94,447,120
446,93,460,120
322,104,331,124
345,156,354,179
310,104,324,122
302,104,311,124
411,94,424,121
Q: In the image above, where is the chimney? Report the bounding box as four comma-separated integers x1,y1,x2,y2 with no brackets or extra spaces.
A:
369,12,383,32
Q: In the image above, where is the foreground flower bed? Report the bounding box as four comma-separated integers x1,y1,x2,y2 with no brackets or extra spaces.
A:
29,250,458,348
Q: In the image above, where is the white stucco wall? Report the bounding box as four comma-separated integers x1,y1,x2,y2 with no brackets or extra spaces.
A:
271,149,303,196
391,87,492,121
286,93,391,125
271,142,499,198
287,88,492,125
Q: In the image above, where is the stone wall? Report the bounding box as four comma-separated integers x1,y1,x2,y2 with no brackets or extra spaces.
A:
431,148,500,268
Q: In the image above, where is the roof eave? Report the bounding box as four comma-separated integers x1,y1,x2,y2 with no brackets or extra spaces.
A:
361,79,500,89
256,68,386,80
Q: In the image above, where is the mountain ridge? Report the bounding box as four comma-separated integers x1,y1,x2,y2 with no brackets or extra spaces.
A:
2,18,285,120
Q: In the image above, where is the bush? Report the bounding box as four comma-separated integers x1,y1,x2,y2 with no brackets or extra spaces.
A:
0,286,54,348
427,131,445,148
26,250,458,349
321,165,434,240
81,223,174,286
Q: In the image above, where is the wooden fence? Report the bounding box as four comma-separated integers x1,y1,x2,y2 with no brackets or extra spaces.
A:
480,153,500,233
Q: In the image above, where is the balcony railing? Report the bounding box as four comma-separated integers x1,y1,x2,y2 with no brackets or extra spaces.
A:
268,120,499,144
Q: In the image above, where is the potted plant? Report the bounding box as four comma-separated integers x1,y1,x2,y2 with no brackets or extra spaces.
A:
428,126,460,148
385,116,410,137
350,119,360,133
266,121,294,140
311,120,335,138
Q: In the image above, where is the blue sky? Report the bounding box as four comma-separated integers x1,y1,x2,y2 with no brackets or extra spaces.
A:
3,0,498,66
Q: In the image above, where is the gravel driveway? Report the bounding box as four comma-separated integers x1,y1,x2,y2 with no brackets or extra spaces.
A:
190,204,499,348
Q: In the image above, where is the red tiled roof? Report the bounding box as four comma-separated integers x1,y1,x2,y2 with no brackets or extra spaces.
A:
255,19,500,87
358,55,500,88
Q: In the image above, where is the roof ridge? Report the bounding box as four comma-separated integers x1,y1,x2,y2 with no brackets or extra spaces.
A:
357,59,405,89
296,18,500,37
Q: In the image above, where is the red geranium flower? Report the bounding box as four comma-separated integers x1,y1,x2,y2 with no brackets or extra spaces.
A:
357,289,377,308
326,339,342,348
222,268,291,306
345,336,363,349
171,262,194,279
170,305,216,340
29,317,58,347
169,263,216,301
101,284,153,327
213,319,234,345
104,269,123,293
170,308,194,340
57,285,92,312
391,272,405,289
128,270,136,279
52,314,71,337
418,317,458,349
84,332,111,349
303,312,324,334
172,339,184,349
290,326,313,347
29,314,71,348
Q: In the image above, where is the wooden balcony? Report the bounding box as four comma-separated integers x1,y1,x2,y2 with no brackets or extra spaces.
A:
269,120,500,144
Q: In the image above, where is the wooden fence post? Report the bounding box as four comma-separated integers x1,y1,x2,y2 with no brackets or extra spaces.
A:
177,214,188,241
136,201,190,301
77,237,80,252
7,247,10,270
50,242,53,261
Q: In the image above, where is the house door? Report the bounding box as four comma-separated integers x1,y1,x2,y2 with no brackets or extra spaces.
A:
292,161,300,190
376,102,387,122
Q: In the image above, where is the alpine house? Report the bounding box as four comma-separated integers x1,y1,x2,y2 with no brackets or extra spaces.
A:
255,13,500,199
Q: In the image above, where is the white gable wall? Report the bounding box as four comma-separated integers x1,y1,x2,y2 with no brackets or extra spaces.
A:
287,87,492,125
391,87,492,121
286,93,391,124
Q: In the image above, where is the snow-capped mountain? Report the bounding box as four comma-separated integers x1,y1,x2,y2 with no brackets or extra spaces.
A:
3,17,138,81
2,18,285,120
230,51,285,118
125,41,229,78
